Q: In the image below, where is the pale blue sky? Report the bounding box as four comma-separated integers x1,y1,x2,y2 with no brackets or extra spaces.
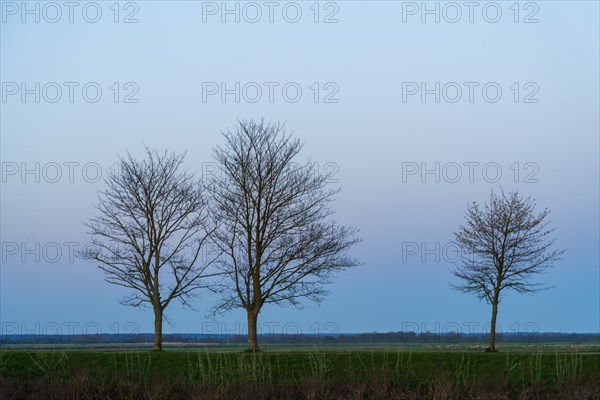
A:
1,1,598,336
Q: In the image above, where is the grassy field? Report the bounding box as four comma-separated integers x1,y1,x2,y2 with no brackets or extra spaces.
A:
1,344,599,399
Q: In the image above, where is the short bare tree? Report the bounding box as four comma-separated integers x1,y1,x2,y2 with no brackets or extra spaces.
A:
207,119,361,352
451,190,564,351
81,148,216,351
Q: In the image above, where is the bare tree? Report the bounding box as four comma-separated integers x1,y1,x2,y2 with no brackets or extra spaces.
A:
207,119,361,352
81,148,216,351
451,190,564,352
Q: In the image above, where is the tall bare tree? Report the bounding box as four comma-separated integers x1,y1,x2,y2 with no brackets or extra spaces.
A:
451,190,564,351
207,119,360,352
81,148,216,350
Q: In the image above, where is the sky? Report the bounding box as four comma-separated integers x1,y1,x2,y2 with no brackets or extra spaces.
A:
1,1,598,338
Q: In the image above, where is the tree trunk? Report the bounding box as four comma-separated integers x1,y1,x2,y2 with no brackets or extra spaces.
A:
489,294,499,352
247,309,259,352
153,306,163,351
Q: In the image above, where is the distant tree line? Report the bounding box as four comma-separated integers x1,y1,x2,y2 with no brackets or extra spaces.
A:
3,332,597,346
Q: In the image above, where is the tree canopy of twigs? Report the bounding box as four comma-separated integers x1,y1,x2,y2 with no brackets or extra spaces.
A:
207,119,361,351
81,148,217,350
451,190,564,351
